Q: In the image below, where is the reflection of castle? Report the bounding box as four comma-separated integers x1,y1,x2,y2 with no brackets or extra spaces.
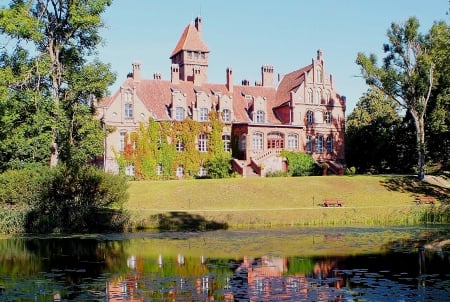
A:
106,254,346,301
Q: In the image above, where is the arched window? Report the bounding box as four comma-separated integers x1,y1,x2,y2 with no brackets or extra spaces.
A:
240,135,247,151
252,132,263,150
287,134,298,149
306,110,314,125
316,135,324,153
326,136,333,153
255,110,265,123
317,67,323,83
198,133,208,152
307,89,313,104
316,89,321,104
306,135,312,153
325,111,332,124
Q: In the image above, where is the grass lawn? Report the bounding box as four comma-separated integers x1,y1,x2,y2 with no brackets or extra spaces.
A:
124,175,450,230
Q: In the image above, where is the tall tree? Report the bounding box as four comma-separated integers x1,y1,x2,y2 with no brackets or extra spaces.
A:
346,88,404,173
0,0,115,168
356,17,436,180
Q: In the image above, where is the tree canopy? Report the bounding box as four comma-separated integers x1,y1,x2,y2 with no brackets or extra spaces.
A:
0,0,116,170
356,17,449,179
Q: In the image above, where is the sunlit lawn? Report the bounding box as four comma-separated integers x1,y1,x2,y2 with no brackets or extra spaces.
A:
124,175,449,228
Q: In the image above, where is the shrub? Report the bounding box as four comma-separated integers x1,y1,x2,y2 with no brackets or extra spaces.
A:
205,154,232,179
281,151,316,176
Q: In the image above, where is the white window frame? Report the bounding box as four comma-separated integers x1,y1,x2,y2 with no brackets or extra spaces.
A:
199,108,209,121
124,103,133,119
326,136,333,153
287,134,299,150
316,135,324,153
176,141,184,152
198,166,207,177
176,166,184,178
252,132,263,150
125,163,135,176
198,133,208,152
306,135,312,153
222,135,231,152
325,111,332,124
307,110,314,125
175,107,185,121
120,131,126,151
222,109,231,122
255,110,265,123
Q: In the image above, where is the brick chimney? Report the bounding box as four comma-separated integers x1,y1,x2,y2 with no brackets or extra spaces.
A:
226,67,233,93
171,64,179,84
261,65,274,87
132,62,141,81
193,65,201,86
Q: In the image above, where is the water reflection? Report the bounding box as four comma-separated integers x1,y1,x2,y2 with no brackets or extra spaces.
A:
0,227,449,301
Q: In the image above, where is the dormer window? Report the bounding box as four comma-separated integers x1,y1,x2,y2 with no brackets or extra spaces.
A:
255,110,265,123
199,107,209,121
222,109,231,122
175,107,185,121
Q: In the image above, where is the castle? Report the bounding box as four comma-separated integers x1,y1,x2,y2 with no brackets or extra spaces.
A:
97,17,346,177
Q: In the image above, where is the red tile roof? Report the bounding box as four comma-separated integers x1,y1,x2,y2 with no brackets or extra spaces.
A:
276,64,312,105
170,22,209,58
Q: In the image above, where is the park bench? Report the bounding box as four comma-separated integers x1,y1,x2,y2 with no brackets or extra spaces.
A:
416,196,436,205
322,198,344,207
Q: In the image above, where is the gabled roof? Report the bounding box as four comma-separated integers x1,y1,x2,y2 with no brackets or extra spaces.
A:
106,78,279,124
275,64,313,105
170,22,209,58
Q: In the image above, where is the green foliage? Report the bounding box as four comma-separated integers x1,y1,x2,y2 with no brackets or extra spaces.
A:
30,165,129,233
117,113,231,180
281,151,316,176
0,164,51,208
205,154,232,179
0,0,115,168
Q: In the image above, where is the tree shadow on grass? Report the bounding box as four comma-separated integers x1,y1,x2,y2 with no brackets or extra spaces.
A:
381,176,449,202
156,211,228,232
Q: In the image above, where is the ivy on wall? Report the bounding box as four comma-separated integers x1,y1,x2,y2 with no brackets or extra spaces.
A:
116,112,230,179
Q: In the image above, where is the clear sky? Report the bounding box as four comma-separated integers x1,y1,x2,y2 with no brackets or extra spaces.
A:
98,0,448,114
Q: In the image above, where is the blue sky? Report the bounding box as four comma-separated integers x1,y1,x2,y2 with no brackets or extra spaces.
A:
99,0,448,114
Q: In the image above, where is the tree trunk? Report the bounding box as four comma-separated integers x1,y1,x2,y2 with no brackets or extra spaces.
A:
412,109,426,180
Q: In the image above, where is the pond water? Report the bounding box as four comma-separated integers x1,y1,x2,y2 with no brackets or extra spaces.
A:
0,226,449,301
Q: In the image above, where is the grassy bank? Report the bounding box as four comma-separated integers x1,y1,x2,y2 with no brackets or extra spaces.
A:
124,175,450,230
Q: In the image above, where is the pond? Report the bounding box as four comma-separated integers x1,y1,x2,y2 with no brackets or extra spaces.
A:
0,226,449,301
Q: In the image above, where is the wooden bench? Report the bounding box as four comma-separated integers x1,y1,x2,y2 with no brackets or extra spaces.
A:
322,198,343,207
416,196,436,205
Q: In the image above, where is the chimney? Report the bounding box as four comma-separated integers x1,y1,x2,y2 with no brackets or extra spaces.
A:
226,67,233,93
171,64,179,84
132,62,141,81
195,16,202,33
261,65,274,87
242,79,249,86
153,72,161,80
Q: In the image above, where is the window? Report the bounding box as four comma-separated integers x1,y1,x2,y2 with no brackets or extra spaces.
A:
316,89,321,104
157,164,162,176
307,89,313,104
120,131,126,151
240,135,247,151
125,163,135,176
326,136,333,153
267,132,284,149
222,135,231,152
252,132,263,150
325,111,332,124
255,110,265,123
198,166,207,177
176,165,184,178
176,140,184,152
198,133,208,152
187,51,192,58
306,110,314,125
287,134,299,149
316,135,324,153
306,135,312,153
222,109,231,122
175,107,185,121
125,103,133,119
199,107,209,121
